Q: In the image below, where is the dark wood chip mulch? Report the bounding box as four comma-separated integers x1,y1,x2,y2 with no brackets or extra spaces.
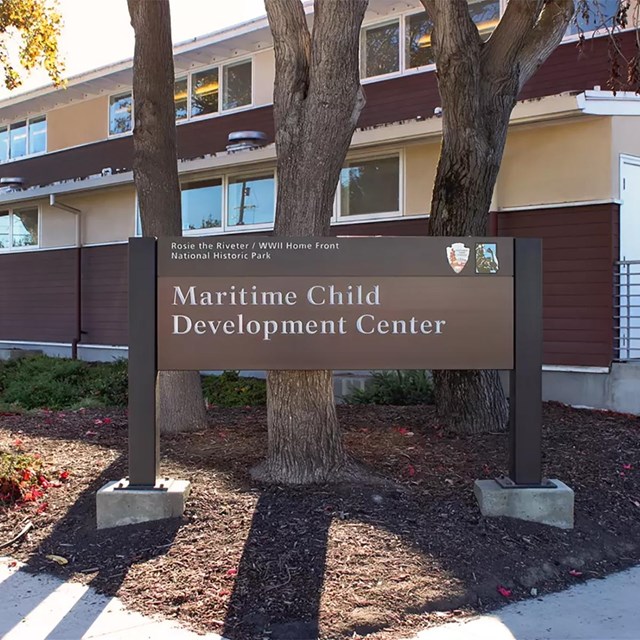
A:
0,402,638,639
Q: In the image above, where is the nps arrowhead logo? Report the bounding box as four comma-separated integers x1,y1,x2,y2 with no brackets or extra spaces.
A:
446,242,469,274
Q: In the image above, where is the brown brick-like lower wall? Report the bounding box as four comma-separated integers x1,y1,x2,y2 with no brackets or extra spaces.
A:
0,204,618,366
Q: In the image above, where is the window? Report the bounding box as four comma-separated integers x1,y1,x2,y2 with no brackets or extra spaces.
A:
180,172,275,234
189,59,252,118
362,1,502,78
338,156,400,218
109,92,133,135
181,179,223,230
0,117,47,161
0,208,39,250
191,68,219,117
566,0,619,36
405,1,500,71
174,78,188,121
223,60,252,111
361,20,400,78
227,173,275,227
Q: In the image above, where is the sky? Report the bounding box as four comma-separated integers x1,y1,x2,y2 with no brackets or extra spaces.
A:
1,0,268,97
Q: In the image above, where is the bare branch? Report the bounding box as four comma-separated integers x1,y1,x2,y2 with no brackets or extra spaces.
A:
264,0,312,131
517,0,576,89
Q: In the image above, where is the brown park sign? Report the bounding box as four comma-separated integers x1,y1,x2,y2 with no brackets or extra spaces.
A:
156,237,515,371
127,235,543,489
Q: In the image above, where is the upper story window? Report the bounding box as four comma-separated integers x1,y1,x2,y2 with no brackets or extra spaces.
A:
174,58,253,121
0,207,39,250
362,0,501,79
109,92,133,135
0,116,47,162
566,0,619,37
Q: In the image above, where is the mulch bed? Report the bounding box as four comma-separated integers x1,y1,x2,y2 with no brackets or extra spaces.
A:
0,403,639,640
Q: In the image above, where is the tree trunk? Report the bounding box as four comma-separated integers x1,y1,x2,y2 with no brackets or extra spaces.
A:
421,0,574,435
128,0,207,434
255,0,368,484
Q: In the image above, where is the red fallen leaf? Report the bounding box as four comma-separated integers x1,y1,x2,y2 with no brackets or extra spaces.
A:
57,413,66,418
36,502,48,514
395,427,409,435
22,469,32,482
8,561,17,567
23,488,44,502
59,470,70,481
103,418,112,425
482,464,492,476
568,569,583,577
13,438,23,448
226,568,238,577
85,430,98,436
406,464,416,477
218,589,231,597
94,419,103,425
623,464,633,470
359,428,369,433
497,585,512,597
38,475,50,488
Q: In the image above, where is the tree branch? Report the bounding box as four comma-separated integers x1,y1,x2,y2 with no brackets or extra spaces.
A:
517,0,575,89
483,0,545,73
420,0,482,60
264,0,312,132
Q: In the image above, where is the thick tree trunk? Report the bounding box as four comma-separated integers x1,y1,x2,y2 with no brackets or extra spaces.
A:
421,0,574,435
128,0,207,434
256,0,368,484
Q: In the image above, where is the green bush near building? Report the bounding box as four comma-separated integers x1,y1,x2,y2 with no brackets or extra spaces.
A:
0,356,266,411
344,370,434,405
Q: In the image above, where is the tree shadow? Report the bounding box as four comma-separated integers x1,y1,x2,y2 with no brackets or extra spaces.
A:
0,455,184,639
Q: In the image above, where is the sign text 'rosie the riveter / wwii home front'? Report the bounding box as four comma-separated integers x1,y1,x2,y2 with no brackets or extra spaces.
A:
156,237,515,371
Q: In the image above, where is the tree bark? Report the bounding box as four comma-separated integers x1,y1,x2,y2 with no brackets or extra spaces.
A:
128,0,207,434
422,0,574,434
253,0,368,485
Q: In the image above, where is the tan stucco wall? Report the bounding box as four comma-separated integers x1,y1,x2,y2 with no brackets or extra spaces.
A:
611,115,640,199
253,49,275,106
497,117,613,208
41,205,77,248
47,187,136,245
47,96,109,152
404,143,439,215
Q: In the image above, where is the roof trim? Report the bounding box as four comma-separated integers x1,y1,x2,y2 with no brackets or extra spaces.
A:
577,90,640,116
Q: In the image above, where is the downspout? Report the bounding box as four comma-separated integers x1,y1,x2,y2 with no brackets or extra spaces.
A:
49,195,83,359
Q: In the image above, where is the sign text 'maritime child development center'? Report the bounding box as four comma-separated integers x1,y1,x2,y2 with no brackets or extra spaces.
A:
156,236,515,371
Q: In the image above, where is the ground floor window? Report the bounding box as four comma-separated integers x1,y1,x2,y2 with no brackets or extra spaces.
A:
181,171,275,234
0,207,39,250
337,155,401,219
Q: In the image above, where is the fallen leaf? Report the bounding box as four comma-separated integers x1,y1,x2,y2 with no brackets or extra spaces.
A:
623,464,633,470
85,430,98,436
497,585,512,597
406,464,416,477
226,568,238,577
103,418,112,425
568,569,583,577
59,470,70,481
46,555,68,566
36,502,48,514
218,589,231,597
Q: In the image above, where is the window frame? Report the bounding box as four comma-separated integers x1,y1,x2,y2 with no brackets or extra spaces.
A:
179,167,276,236
0,116,48,162
0,206,41,252
107,91,134,137
333,150,404,223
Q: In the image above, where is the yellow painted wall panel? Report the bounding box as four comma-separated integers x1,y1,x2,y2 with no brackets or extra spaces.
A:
253,49,275,106
404,143,439,215
47,96,109,152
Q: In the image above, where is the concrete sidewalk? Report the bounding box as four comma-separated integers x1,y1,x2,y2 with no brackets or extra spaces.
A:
2,556,639,639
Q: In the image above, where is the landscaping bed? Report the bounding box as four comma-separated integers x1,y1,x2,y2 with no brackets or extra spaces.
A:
0,403,638,639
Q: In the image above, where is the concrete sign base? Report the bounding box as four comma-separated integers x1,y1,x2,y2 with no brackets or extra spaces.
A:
474,479,575,529
96,478,191,530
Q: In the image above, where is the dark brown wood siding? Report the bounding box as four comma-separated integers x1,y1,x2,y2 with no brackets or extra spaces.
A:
0,244,128,347
81,244,128,346
0,31,635,188
0,248,76,343
497,203,618,368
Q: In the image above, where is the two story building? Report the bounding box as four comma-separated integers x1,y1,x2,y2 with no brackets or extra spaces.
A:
0,0,638,411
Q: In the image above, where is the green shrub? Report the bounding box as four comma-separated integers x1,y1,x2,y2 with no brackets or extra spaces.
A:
201,370,266,407
344,370,434,405
0,355,129,410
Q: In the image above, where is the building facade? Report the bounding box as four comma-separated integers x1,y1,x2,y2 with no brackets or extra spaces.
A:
0,0,639,411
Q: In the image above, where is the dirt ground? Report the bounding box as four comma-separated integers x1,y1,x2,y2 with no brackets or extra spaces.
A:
0,402,638,640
